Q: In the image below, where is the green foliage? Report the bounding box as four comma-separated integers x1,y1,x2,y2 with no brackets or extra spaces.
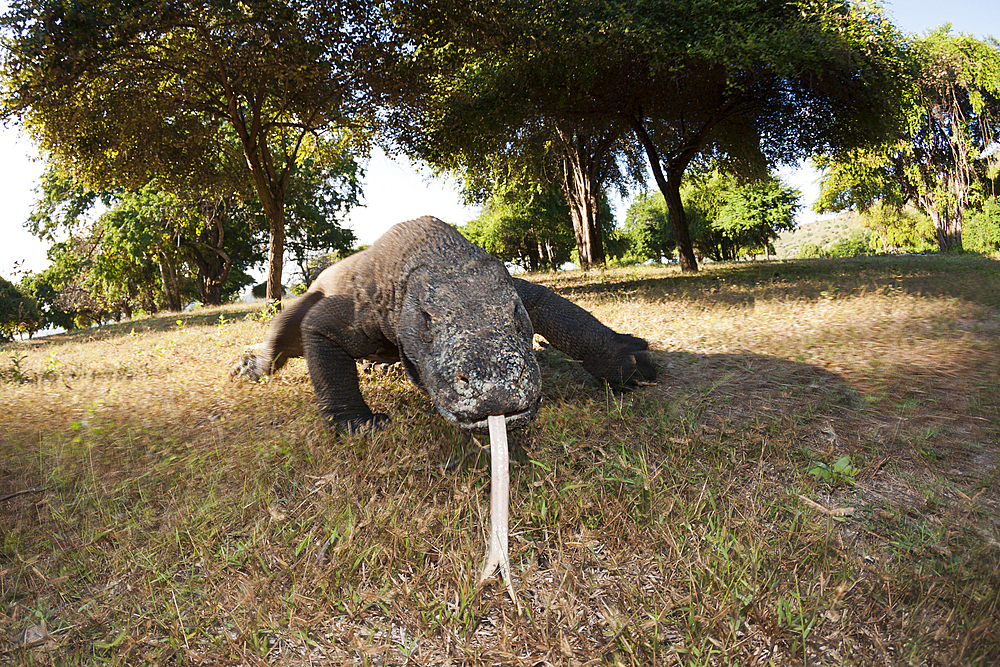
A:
280,155,362,285
788,207,936,259
98,187,196,312
860,203,936,254
0,276,42,341
461,180,575,272
798,243,826,259
814,28,1000,251
18,265,77,332
24,163,112,242
964,197,1000,255
0,0,380,301
40,235,152,326
808,455,859,489
21,146,359,313
616,192,675,265
827,230,873,258
393,0,903,273
622,171,799,263
709,175,800,260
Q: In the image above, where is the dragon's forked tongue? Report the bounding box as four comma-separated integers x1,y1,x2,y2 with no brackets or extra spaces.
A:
480,414,520,610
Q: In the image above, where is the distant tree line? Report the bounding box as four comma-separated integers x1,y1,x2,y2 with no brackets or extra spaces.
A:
0,152,359,338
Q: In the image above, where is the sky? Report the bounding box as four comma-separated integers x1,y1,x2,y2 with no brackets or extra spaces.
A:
2,1,998,280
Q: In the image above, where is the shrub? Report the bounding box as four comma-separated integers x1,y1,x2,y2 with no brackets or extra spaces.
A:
964,198,1000,255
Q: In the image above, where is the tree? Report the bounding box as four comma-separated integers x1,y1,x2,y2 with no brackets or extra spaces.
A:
711,176,800,260
858,203,936,253
395,93,629,268
814,28,1000,250
280,156,361,286
548,122,632,267
614,0,903,272
619,192,674,265
622,170,799,262
47,222,163,322
18,268,73,332
964,197,1000,255
98,187,200,312
392,0,903,273
0,276,42,340
182,196,258,306
1,0,380,303
681,171,799,261
27,173,244,313
461,180,574,272
24,146,358,310
18,239,102,330
386,2,640,269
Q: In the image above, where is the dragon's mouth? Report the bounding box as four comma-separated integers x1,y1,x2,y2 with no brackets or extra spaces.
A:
461,409,533,432
437,406,535,432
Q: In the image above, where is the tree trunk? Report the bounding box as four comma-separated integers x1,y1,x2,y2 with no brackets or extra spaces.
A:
927,206,964,251
918,194,964,251
267,212,285,302
241,153,286,303
546,241,557,271
559,153,605,269
553,124,610,270
243,162,288,304
202,281,223,307
526,238,540,273
157,253,183,312
627,115,699,273
230,105,295,308
660,174,699,272
184,212,232,306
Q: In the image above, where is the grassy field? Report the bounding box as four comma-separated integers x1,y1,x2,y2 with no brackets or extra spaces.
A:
2,254,999,666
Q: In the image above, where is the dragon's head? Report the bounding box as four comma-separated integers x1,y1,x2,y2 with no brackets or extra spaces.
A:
397,257,541,431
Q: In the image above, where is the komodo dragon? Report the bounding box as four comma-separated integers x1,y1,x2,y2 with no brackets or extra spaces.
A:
234,216,656,433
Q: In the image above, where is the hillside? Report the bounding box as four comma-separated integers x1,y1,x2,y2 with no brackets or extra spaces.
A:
775,210,863,257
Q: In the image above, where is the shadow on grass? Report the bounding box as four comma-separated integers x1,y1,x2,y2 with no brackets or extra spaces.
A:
537,341,999,511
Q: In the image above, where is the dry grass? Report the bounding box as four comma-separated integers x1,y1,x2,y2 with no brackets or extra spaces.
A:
1,255,998,666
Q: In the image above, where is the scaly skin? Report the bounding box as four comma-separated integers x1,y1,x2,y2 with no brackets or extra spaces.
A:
233,216,656,432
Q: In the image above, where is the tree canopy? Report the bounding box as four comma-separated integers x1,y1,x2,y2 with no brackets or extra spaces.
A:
618,191,675,265
0,275,42,341
1,0,381,302
18,149,358,319
461,179,575,273
814,27,1000,251
390,0,905,273
280,155,362,286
